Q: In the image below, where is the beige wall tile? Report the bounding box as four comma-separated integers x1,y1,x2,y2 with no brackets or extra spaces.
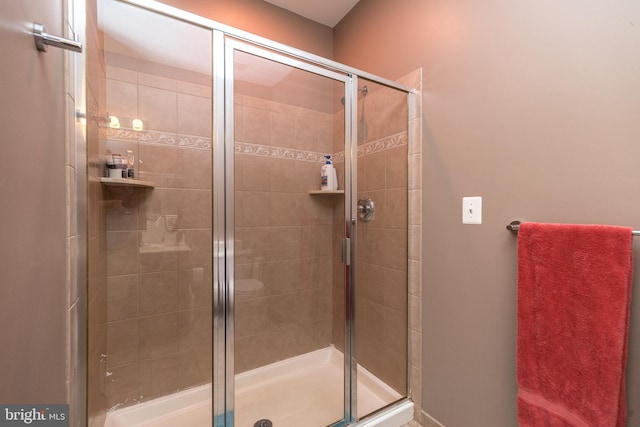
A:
270,158,300,192
270,110,296,148
386,309,408,354
298,225,319,258
269,193,300,226
139,249,179,274
317,113,333,154
360,262,386,304
139,313,178,359
235,297,270,338
178,229,213,270
105,189,139,232
179,189,212,229
242,106,270,145
408,153,421,191
107,319,138,368
295,113,318,152
138,72,176,92
181,148,212,190
178,307,212,351
264,259,299,295
106,79,137,118
235,227,270,263
269,226,301,261
409,189,422,226
177,81,211,98
235,191,271,227
178,267,212,310
106,231,139,276
178,345,212,389
363,150,386,191
242,95,269,110
107,275,138,322
106,66,137,84
363,93,385,143
139,271,178,316
238,155,271,192
138,85,177,132
234,104,244,142
178,93,211,137
386,145,408,189
386,188,408,229
385,228,408,271
386,268,408,313
138,144,183,176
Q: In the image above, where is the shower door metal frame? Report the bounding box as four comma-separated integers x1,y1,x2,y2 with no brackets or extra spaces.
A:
222,37,357,426
110,1,413,426
212,29,227,427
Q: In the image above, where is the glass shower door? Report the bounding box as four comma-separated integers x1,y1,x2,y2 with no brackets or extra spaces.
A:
226,40,350,427
96,1,215,425
352,78,409,419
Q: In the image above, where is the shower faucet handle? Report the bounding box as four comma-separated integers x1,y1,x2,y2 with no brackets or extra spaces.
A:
357,197,375,222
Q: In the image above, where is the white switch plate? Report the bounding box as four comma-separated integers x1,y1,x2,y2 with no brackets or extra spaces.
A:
462,196,482,224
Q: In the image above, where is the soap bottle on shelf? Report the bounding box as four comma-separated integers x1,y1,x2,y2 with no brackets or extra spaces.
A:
321,155,336,191
332,166,338,190
126,150,135,179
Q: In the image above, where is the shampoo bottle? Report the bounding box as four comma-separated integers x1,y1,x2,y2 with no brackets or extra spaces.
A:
321,155,334,191
332,167,338,190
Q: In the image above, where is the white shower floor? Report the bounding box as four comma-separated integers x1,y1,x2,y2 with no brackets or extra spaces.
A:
105,346,409,427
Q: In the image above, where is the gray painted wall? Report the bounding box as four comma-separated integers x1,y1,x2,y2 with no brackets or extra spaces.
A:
0,0,68,404
335,0,640,425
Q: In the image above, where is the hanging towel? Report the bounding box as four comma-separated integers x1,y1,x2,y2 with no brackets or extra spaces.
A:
517,222,633,427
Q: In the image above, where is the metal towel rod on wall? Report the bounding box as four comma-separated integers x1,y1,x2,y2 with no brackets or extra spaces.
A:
33,23,83,53
506,220,640,236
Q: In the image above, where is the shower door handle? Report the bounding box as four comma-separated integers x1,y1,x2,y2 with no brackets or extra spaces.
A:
341,238,351,266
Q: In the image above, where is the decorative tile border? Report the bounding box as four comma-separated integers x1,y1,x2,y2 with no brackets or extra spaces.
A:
235,131,408,163
102,127,212,150
333,131,408,163
234,142,326,162
102,126,406,159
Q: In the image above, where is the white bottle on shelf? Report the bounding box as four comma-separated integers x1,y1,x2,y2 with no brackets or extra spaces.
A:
331,167,338,190
321,155,334,191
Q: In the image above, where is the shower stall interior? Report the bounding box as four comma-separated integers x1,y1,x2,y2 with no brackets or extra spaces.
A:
88,0,415,426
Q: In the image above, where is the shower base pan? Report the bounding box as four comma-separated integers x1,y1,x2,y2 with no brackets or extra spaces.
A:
104,346,413,427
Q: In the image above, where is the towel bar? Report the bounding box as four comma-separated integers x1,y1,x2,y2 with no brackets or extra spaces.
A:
506,220,640,236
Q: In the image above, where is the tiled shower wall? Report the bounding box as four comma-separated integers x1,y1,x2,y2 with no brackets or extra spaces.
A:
233,93,339,373
93,50,423,418
101,59,213,409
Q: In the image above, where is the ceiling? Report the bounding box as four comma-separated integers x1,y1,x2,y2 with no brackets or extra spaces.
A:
263,0,360,28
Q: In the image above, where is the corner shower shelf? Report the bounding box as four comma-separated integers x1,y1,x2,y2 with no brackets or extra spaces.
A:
100,177,155,189
308,190,344,195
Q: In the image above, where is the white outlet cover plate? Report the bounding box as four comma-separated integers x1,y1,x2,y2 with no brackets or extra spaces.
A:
462,196,482,224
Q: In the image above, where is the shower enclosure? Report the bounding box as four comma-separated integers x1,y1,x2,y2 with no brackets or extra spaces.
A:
90,0,414,426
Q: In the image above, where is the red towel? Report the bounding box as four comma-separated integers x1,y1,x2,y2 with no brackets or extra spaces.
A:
517,222,633,427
